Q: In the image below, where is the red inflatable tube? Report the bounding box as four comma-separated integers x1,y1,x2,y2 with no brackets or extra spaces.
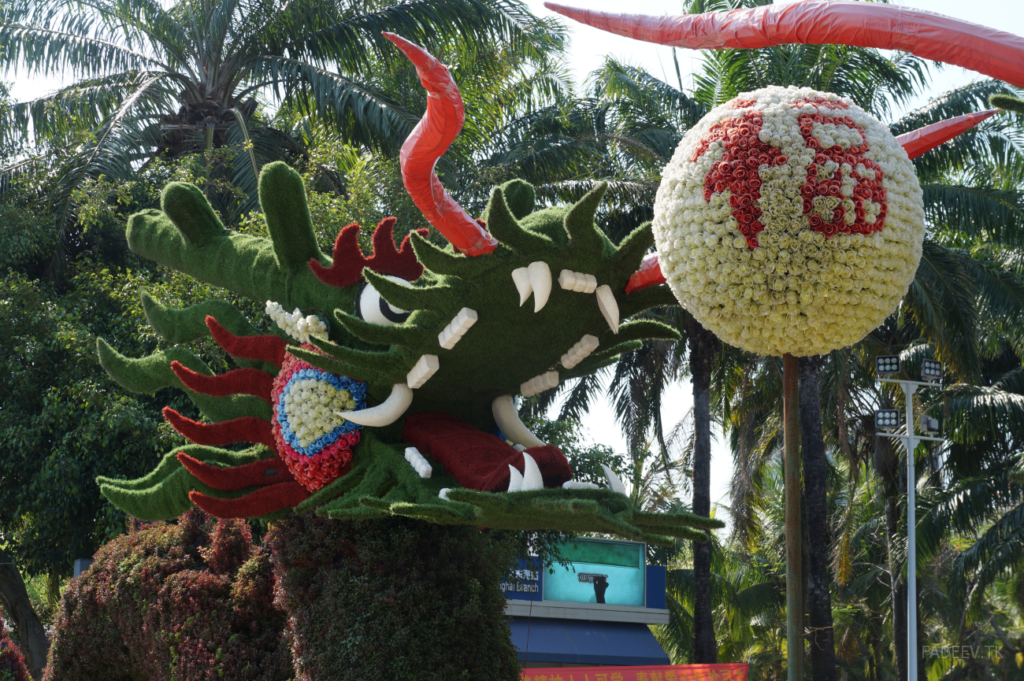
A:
544,1,1024,89
898,109,1000,160
162,407,277,450
384,32,499,257
189,481,309,518
205,316,287,368
170,361,274,403
176,452,294,491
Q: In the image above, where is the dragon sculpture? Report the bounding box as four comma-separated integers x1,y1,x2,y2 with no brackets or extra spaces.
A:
95,34,720,544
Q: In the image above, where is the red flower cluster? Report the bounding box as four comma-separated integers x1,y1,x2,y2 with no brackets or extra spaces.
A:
691,100,888,247
796,112,887,237
692,112,787,248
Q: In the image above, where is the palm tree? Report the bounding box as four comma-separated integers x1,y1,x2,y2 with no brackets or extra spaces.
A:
0,0,564,268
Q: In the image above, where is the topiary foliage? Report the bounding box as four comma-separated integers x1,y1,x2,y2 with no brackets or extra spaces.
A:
93,35,722,545
43,510,291,681
0,609,30,681
268,513,520,681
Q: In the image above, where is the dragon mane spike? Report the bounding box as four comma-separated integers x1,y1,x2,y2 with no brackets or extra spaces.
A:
163,407,277,450
897,109,1000,160
363,269,452,312
543,2,1024,89
170,362,275,403
564,182,611,256
189,482,310,519
175,452,295,491
384,32,499,257
310,218,429,289
483,186,553,255
332,309,428,347
369,218,429,280
307,335,412,376
310,223,363,288
408,231,491,279
205,316,287,367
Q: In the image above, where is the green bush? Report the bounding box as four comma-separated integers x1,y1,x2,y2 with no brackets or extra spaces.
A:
268,514,521,681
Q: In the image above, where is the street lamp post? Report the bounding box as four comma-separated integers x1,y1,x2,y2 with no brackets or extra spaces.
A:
875,357,944,681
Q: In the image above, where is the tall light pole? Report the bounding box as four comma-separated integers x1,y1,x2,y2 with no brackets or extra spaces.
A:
876,356,944,681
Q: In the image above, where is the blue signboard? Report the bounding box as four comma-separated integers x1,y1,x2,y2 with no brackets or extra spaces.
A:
543,539,646,607
502,557,542,601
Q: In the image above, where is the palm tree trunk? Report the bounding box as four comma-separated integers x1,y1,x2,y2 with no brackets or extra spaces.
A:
687,317,719,663
0,546,50,680
798,356,836,681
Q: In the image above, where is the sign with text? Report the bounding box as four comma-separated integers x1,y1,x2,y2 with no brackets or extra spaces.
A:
543,539,645,607
503,557,543,601
522,663,749,681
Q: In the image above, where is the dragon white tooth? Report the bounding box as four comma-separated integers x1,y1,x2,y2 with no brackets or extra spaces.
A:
595,285,620,334
513,444,527,452
562,480,601,490
512,267,533,306
601,464,628,495
491,394,545,448
572,276,588,293
404,447,432,479
438,326,456,350
527,261,552,312
439,488,452,501
521,453,545,490
520,370,558,397
562,335,600,369
336,383,413,427
558,269,576,290
507,464,524,492
583,274,598,294
406,354,440,389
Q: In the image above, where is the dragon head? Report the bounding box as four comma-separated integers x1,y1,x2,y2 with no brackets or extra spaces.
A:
94,35,719,544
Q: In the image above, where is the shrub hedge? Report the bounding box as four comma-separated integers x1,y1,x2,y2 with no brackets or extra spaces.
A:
43,509,291,681
269,514,521,681
0,608,30,681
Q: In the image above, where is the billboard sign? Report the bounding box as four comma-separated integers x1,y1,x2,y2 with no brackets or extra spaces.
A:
542,539,645,607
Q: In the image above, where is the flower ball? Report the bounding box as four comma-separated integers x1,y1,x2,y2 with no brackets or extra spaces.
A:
652,86,924,357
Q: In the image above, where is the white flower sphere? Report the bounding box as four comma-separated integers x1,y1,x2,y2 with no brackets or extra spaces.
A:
653,86,924,357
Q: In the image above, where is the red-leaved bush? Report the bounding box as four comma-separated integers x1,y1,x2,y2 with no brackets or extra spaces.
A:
43,509,291,681
0,608,31,681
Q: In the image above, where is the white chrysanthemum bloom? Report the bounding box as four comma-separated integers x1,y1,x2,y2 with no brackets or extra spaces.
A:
265,301,328,344
653,86,924,356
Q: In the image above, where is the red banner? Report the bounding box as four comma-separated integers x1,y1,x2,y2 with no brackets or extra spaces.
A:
522,663,749,681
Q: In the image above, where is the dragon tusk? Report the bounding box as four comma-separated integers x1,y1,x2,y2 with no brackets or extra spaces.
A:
522,453,545,491
492,395,545,448
507,465,525,492
595,285,619,334
601,464,628,495
527,261,552,312
336,383,414,427
512,267,532,306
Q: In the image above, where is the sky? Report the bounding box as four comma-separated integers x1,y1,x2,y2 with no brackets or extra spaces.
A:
9,0,1024,531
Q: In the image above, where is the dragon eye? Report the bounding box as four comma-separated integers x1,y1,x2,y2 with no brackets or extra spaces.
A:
356,276,411,326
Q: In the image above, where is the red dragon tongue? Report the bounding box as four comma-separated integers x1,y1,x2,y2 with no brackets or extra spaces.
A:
383,32,499,257
543,1,1024,89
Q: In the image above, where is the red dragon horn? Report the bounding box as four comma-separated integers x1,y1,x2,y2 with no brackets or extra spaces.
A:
544,2,1024,89
897,109,1000,160
384,32,499,257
